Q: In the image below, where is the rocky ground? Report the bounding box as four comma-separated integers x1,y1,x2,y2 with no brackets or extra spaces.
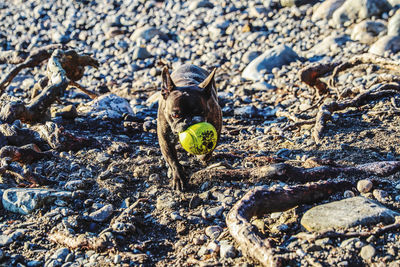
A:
1,0,400,266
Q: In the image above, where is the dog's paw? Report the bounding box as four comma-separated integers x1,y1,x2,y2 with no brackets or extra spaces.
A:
172,174,187,191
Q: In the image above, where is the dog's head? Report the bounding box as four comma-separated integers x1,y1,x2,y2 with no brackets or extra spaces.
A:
160,66,216,134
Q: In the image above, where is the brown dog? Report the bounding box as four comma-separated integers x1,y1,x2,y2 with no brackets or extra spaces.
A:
157,64,222,191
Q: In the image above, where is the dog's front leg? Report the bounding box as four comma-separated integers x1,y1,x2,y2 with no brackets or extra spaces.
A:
157,121,187,191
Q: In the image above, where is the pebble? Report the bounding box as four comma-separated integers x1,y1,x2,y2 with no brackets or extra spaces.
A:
360,245,376,260
242,44,299,81
343,190,355,198
220,241,237,259
357,179,373,193
2,188,71,215
88,204,114,222
205,225,223,239
301,197,399,231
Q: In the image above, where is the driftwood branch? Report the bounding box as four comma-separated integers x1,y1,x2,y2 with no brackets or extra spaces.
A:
312,83,400,143
0,49,99,123
226,181,352,267
191,160,400,185
48,231,113,252
0,44,65,95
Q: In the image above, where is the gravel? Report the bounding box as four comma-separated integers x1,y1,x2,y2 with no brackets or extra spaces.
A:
0,0,400,266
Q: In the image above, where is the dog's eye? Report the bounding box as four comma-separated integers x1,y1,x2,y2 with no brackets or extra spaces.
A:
172,112,180,119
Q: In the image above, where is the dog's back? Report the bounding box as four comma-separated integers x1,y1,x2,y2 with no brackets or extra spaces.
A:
171,64,210,87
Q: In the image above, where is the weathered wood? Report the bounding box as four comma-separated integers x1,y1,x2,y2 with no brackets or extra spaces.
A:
226,181,352,267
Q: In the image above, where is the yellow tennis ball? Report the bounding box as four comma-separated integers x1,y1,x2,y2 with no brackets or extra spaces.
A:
179,122,217,155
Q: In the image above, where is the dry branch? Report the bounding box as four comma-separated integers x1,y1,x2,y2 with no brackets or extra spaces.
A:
226,180,352,267
48,231,113,252
312,83,400,143
0,49,98,123
0,44,65,94
191,160,400,185
299,62,340,95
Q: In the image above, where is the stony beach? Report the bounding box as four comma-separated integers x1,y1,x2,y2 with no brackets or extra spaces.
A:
1,0,400,266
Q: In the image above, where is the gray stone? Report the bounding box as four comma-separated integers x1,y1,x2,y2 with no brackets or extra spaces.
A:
88,204,114,222
207,206,224,218
357,179,373,193
340,237,364,249
388,9,400,36
308,34,349,55
27,260,43,267
312,0,346,21
351,20,386,45
77,93,133,120
156,194,176,210
281,0,318,7
2,188,71,215
188,0,214,11
234,105,258,118
220,241,237,259
242,45,299,81
132,46,152,60
130,26,167,43
241,51,262,64
205,225,223,239
369,36,400,56
331,0,391,27
0,249,3,260
301,197,399,231
0,235,13,247
360,244,376,260
64,180,86,191
51,248,70,262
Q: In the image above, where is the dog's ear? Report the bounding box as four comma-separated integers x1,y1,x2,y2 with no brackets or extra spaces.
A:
199,68,216,98
161,66,175,99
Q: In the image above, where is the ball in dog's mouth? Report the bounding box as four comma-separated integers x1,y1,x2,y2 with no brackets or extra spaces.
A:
178,122,217,155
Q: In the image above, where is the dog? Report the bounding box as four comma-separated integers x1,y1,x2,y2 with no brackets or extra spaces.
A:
157,64,222,191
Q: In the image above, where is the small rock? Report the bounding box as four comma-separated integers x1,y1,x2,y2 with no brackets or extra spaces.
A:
205,225,223,239
312,0,346,21
114,254,121,264
2,188,71,215
88,204,114,222
77,93,133,120
220,241,237,259
234,105,258,118
64,180,86,191
189,0,214,10
0,249,3,260
340,237,364,249
351,20,386,45
241,51,262,64
130,26,167,43
242,45,299,81
360,245,376,260
357,179,373,193
170,211,182,221
369,36,400,56
344,190,355,198
0,235,13,247
388,9,400,36
156,194,176,210
51,248,70,262
280,0,318,7
207,206,224,218
193,234,207,245
331,0,391,28
373,189,388,202
301,197,399,231
131,46,152,60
